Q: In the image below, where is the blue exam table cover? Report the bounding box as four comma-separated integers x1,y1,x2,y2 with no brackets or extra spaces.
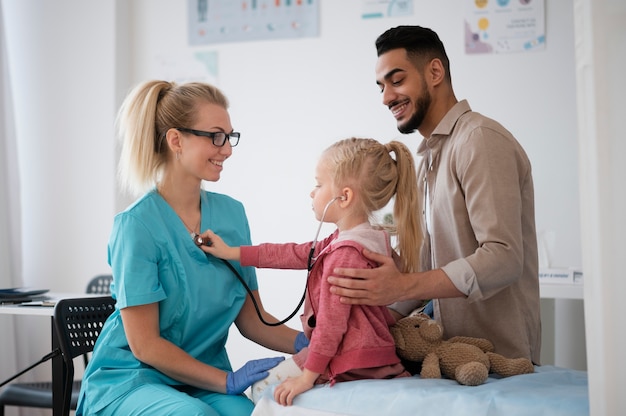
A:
252,365,589,416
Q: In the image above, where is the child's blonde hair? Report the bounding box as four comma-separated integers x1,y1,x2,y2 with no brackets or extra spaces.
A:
322,138,422,273
116,80,229,196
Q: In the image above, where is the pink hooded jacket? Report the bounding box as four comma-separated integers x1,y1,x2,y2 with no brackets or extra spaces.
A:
240,223,408,383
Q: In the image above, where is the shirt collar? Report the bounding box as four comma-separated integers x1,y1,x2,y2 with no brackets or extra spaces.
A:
418,100,472,155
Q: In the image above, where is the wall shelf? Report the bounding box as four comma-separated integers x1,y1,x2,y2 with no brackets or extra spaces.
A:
540,283,584,300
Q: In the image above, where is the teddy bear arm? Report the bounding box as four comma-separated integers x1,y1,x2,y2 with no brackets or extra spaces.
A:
448,336,494,352
420,352,442,379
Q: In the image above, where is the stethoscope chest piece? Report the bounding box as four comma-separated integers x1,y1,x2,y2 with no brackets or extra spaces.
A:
194,235,212,247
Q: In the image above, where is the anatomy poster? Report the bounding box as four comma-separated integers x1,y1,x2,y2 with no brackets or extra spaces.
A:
465,0,545,54
188,0,319,45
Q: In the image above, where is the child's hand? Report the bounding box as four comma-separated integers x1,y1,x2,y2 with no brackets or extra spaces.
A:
273,375,315,406
197,229,240,260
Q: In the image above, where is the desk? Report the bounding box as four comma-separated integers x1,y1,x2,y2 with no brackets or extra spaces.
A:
0,293,95,416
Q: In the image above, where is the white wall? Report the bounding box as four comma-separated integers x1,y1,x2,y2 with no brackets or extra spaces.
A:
2,0,597,413
1,2,117,413
2,0,116,290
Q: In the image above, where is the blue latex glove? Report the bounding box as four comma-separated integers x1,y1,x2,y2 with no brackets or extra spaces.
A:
226,357,285,395
294,331,309,353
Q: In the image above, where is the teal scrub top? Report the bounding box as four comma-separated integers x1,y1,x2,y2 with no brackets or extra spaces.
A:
77,189,257,414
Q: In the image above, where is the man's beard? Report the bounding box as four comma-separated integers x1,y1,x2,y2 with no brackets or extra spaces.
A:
398,88,431,135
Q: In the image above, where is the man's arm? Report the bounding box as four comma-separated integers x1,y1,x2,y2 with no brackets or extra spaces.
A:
328,249,464,306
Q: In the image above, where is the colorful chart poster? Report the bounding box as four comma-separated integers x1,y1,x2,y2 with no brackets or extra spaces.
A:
465,0,545,54
188,0,319,45
361,0,414,19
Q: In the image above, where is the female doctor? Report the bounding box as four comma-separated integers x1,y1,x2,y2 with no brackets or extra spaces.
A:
76,80,306,415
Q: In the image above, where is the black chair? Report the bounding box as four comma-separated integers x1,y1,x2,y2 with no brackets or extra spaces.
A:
54,297,115,415
81,274,113,370
85,274,113,295
0,296,115,416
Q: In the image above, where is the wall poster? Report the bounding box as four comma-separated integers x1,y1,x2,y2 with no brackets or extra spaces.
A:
188,0,319,45
153,51,219,84
361,0,414,19
465,0,545,54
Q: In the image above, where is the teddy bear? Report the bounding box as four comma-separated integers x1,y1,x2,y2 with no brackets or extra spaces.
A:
390,313,535,386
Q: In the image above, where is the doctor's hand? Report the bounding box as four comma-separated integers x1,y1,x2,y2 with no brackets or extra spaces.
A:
294,332,309,353
328,249,407,306
198,229,240,261
226,357,285,395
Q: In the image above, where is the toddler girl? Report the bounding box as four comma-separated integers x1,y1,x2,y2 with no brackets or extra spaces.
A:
201,137,421,406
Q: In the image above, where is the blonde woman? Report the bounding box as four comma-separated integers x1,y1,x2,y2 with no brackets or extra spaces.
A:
77,80,304,416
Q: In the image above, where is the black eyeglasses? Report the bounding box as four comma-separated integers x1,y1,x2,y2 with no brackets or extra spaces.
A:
176,127,240,147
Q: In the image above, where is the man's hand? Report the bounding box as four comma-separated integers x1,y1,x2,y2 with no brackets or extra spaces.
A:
328,249,407,306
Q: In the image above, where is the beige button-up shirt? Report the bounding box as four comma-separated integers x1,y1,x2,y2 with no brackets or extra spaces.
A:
392,100,541,363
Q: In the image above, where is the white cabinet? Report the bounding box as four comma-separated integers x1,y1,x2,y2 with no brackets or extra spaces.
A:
540,283,586,371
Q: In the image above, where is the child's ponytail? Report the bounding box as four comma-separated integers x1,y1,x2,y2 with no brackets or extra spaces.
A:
386,141,422,273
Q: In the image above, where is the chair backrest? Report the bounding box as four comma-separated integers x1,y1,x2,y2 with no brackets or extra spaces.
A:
53,296,115,415
85,274,113,294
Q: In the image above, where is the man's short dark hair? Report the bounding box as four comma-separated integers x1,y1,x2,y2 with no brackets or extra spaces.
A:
376,26,451,83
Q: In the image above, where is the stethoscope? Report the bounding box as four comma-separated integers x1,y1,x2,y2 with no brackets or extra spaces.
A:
195,196,344,327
